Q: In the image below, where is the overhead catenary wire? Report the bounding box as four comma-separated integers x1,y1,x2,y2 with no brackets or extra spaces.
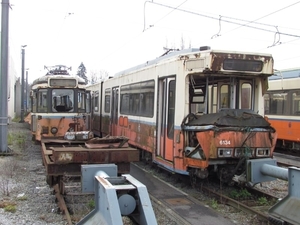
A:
143,1,300,38
221,1,300,35
143,0,188,32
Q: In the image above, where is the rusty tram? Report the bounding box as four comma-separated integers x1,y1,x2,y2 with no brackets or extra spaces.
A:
29,65,139,192
88,47,277,184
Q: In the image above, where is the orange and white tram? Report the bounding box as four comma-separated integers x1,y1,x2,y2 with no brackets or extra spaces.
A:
29,65,91,141
88,47,277,183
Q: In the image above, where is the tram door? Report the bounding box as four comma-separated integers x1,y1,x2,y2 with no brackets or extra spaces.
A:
156,77,176,162
111,87,119,136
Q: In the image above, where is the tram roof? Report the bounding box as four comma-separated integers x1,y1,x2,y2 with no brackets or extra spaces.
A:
114,47,273,77
270,68,300,80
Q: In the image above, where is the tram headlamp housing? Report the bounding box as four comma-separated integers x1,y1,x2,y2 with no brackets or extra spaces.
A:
64,131,94,141
218,148,233,157
50,127,58,135
256,148,270,157
234,148,254,157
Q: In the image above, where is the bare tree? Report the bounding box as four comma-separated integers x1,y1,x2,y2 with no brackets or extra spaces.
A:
164,36,192,52
89,69,110,84
180,35,185,50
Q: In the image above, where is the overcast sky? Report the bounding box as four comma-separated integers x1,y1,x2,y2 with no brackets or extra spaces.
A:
6,0,300,82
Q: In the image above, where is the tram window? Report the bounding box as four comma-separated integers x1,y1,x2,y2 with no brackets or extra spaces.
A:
52,89,74,112
220,85,230,108
120,94,129,114
94,92,99,112
78,90,86,112
241,83,252,109
140,92,154,116
292,91,300,115
191,90,205,114
104,95,110,113
86,92,91,113
211,85,218,113
264,94,270,114
120,80,154,117
269,92,287,115
32,92,37,113
37,90,47,113
167,80,175,139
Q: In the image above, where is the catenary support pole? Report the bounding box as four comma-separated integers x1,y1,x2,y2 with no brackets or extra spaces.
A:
25,69,28,113
20,46,26,123
0,0,10,153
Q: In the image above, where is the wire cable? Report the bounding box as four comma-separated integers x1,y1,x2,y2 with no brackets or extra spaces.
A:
144,1,300,38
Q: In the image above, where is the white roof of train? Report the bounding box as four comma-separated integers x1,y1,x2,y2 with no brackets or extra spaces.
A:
114,47,273,78
270,67,300,80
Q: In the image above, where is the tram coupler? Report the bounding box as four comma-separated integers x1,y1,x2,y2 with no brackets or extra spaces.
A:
77,164,157,225
247,158,300,225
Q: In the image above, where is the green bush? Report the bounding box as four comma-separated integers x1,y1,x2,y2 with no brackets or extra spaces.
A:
4,205,16,213
88,200,95,209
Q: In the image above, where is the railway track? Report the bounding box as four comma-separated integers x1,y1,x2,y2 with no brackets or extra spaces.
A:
199,184,280,224
132,161,291,225
28,141,298,225
42,150,298,225
273,152,300,167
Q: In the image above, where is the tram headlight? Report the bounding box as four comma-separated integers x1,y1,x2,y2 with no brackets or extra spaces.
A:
64,132,76,140
256,148,270,157
218,148,233,157
50,127,58,135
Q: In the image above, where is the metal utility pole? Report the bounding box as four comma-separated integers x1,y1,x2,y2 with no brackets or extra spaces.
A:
0,0,10,153
25,69,28,113
19,45,27,123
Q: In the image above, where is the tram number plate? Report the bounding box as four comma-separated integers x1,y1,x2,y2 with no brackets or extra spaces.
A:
219,140,231,145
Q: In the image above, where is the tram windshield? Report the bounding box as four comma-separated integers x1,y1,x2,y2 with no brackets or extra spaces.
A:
189,76,254,115
32,88,90,113
52,89,74,112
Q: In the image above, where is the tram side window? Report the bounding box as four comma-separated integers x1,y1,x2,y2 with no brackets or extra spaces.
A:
32,92,37,113
120,94,129,114
120,80,155,117
37,90,47,113
264,94,270,114
94,92,99,112
104,89,110,113
269,92,287,115
292,90,300,115
78,90,86,112
86,91,91,113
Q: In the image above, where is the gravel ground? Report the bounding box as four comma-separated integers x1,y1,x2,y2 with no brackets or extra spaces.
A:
0,122,178,225
0,122,67,225
0,122,289,225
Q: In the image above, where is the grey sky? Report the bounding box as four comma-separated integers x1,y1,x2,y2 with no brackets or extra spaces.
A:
7,0,300,82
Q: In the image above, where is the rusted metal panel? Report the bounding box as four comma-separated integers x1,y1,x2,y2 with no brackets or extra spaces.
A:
210,52,273,73
184,157,209,169
196,130,277,159
88,151,110,163
111,150,140,162
51,147,139,164
85,136,129,148
41,136,138,178
45,161,131,176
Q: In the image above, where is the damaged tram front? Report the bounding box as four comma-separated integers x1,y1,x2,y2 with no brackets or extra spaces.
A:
180,51,277,184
